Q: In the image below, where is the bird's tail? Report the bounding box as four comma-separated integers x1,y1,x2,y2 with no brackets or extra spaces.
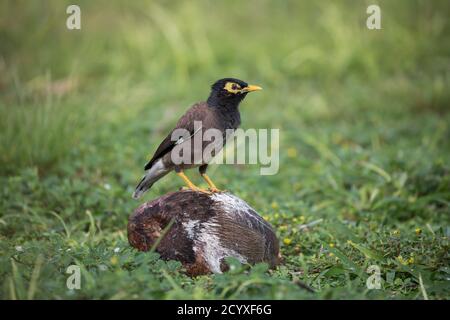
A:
132,159,168,199
132,175,154,199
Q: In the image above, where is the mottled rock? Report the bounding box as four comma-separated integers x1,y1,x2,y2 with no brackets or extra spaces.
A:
128,190,280,276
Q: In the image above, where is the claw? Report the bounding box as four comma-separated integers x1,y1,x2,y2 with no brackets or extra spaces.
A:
201,173,222,193
191,186,211,194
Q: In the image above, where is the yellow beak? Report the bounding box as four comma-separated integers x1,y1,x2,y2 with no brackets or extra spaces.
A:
243,84,263,92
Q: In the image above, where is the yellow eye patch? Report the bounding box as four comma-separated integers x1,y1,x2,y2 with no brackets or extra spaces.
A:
224,82,242,94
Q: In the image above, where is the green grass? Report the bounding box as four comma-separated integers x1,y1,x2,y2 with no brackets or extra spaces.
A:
1,0,449,299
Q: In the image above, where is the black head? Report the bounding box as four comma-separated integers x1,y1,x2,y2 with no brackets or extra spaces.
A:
207,78,262,109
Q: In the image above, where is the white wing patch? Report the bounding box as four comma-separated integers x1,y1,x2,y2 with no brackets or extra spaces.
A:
175,126,202,145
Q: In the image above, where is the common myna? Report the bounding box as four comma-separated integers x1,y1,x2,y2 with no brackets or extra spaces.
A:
132,78,262,199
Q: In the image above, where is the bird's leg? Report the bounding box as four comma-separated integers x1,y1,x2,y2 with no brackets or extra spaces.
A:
199,164,222,193
176,171,210,194
201,174,222,193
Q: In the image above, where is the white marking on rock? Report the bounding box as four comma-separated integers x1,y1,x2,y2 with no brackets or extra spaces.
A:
194,218,247,273
182,219,200,239
210,193,268,230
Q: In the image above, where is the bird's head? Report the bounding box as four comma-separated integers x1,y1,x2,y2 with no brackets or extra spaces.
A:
207,78,262,108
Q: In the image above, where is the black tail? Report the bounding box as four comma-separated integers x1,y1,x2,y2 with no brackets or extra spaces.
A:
132,174,154,199
132,159,170,199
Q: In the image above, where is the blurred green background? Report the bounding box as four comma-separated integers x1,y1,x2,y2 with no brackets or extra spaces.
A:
0,0,449,299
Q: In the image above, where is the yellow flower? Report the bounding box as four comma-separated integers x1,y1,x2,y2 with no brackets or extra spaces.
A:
110,256,118,265
287,148,298,158
393,230,400,236
329,252,334,257
279,225,287,231
329,243,335,248
263,215,270,221
397,255,407,265
283,238,292,245
299,215,305,222
271,202,279,210
415,228,422,235
408,257,415,264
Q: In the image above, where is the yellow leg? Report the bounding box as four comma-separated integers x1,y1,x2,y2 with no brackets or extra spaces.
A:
201,174,222,193
177,171,210,194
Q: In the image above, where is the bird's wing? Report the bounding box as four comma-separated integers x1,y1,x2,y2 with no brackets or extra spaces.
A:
144,102,208,170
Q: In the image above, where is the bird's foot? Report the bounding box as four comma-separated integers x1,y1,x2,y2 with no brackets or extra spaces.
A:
208,187,224,193
180,186,211,194
190,186,211,194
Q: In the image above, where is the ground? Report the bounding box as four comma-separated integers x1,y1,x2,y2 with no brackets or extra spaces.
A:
0,0,449,299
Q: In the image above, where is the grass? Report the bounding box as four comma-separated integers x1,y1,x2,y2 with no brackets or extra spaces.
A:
0,0,449,299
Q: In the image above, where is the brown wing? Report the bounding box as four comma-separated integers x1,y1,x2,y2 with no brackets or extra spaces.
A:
144,102,208,170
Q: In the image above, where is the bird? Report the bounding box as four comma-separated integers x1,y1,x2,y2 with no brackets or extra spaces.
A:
132,78,262,199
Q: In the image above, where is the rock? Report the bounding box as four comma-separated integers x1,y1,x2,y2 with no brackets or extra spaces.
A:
128,190,280,276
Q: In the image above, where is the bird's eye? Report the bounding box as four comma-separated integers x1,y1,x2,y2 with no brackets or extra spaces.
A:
224,82,241,93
